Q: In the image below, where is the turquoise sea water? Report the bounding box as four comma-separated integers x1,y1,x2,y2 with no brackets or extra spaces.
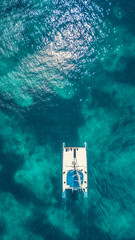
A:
0,0,135,239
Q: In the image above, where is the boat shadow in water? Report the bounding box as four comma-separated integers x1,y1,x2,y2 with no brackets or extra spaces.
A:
63,190,89,240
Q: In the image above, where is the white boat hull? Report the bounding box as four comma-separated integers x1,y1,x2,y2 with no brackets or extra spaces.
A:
62,143,88,198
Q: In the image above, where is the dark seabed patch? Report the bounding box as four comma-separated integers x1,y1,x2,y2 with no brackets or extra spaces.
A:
0,0,135,239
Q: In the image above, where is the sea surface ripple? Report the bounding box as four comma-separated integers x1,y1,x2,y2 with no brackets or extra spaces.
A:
0,0,135,240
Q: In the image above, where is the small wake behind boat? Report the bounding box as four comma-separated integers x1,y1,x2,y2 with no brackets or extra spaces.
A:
62,143,88,198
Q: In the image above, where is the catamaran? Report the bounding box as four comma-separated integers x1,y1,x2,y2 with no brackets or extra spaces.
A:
62,143,88,198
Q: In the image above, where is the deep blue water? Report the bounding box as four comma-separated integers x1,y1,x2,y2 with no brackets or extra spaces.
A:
0,0,135,239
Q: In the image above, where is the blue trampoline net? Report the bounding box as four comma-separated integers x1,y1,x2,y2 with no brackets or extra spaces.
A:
67,170,83,188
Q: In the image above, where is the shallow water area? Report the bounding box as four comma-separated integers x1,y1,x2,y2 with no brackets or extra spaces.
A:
0,0,135,240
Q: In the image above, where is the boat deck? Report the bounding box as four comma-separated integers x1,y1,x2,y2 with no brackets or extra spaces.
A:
62,143,88,198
